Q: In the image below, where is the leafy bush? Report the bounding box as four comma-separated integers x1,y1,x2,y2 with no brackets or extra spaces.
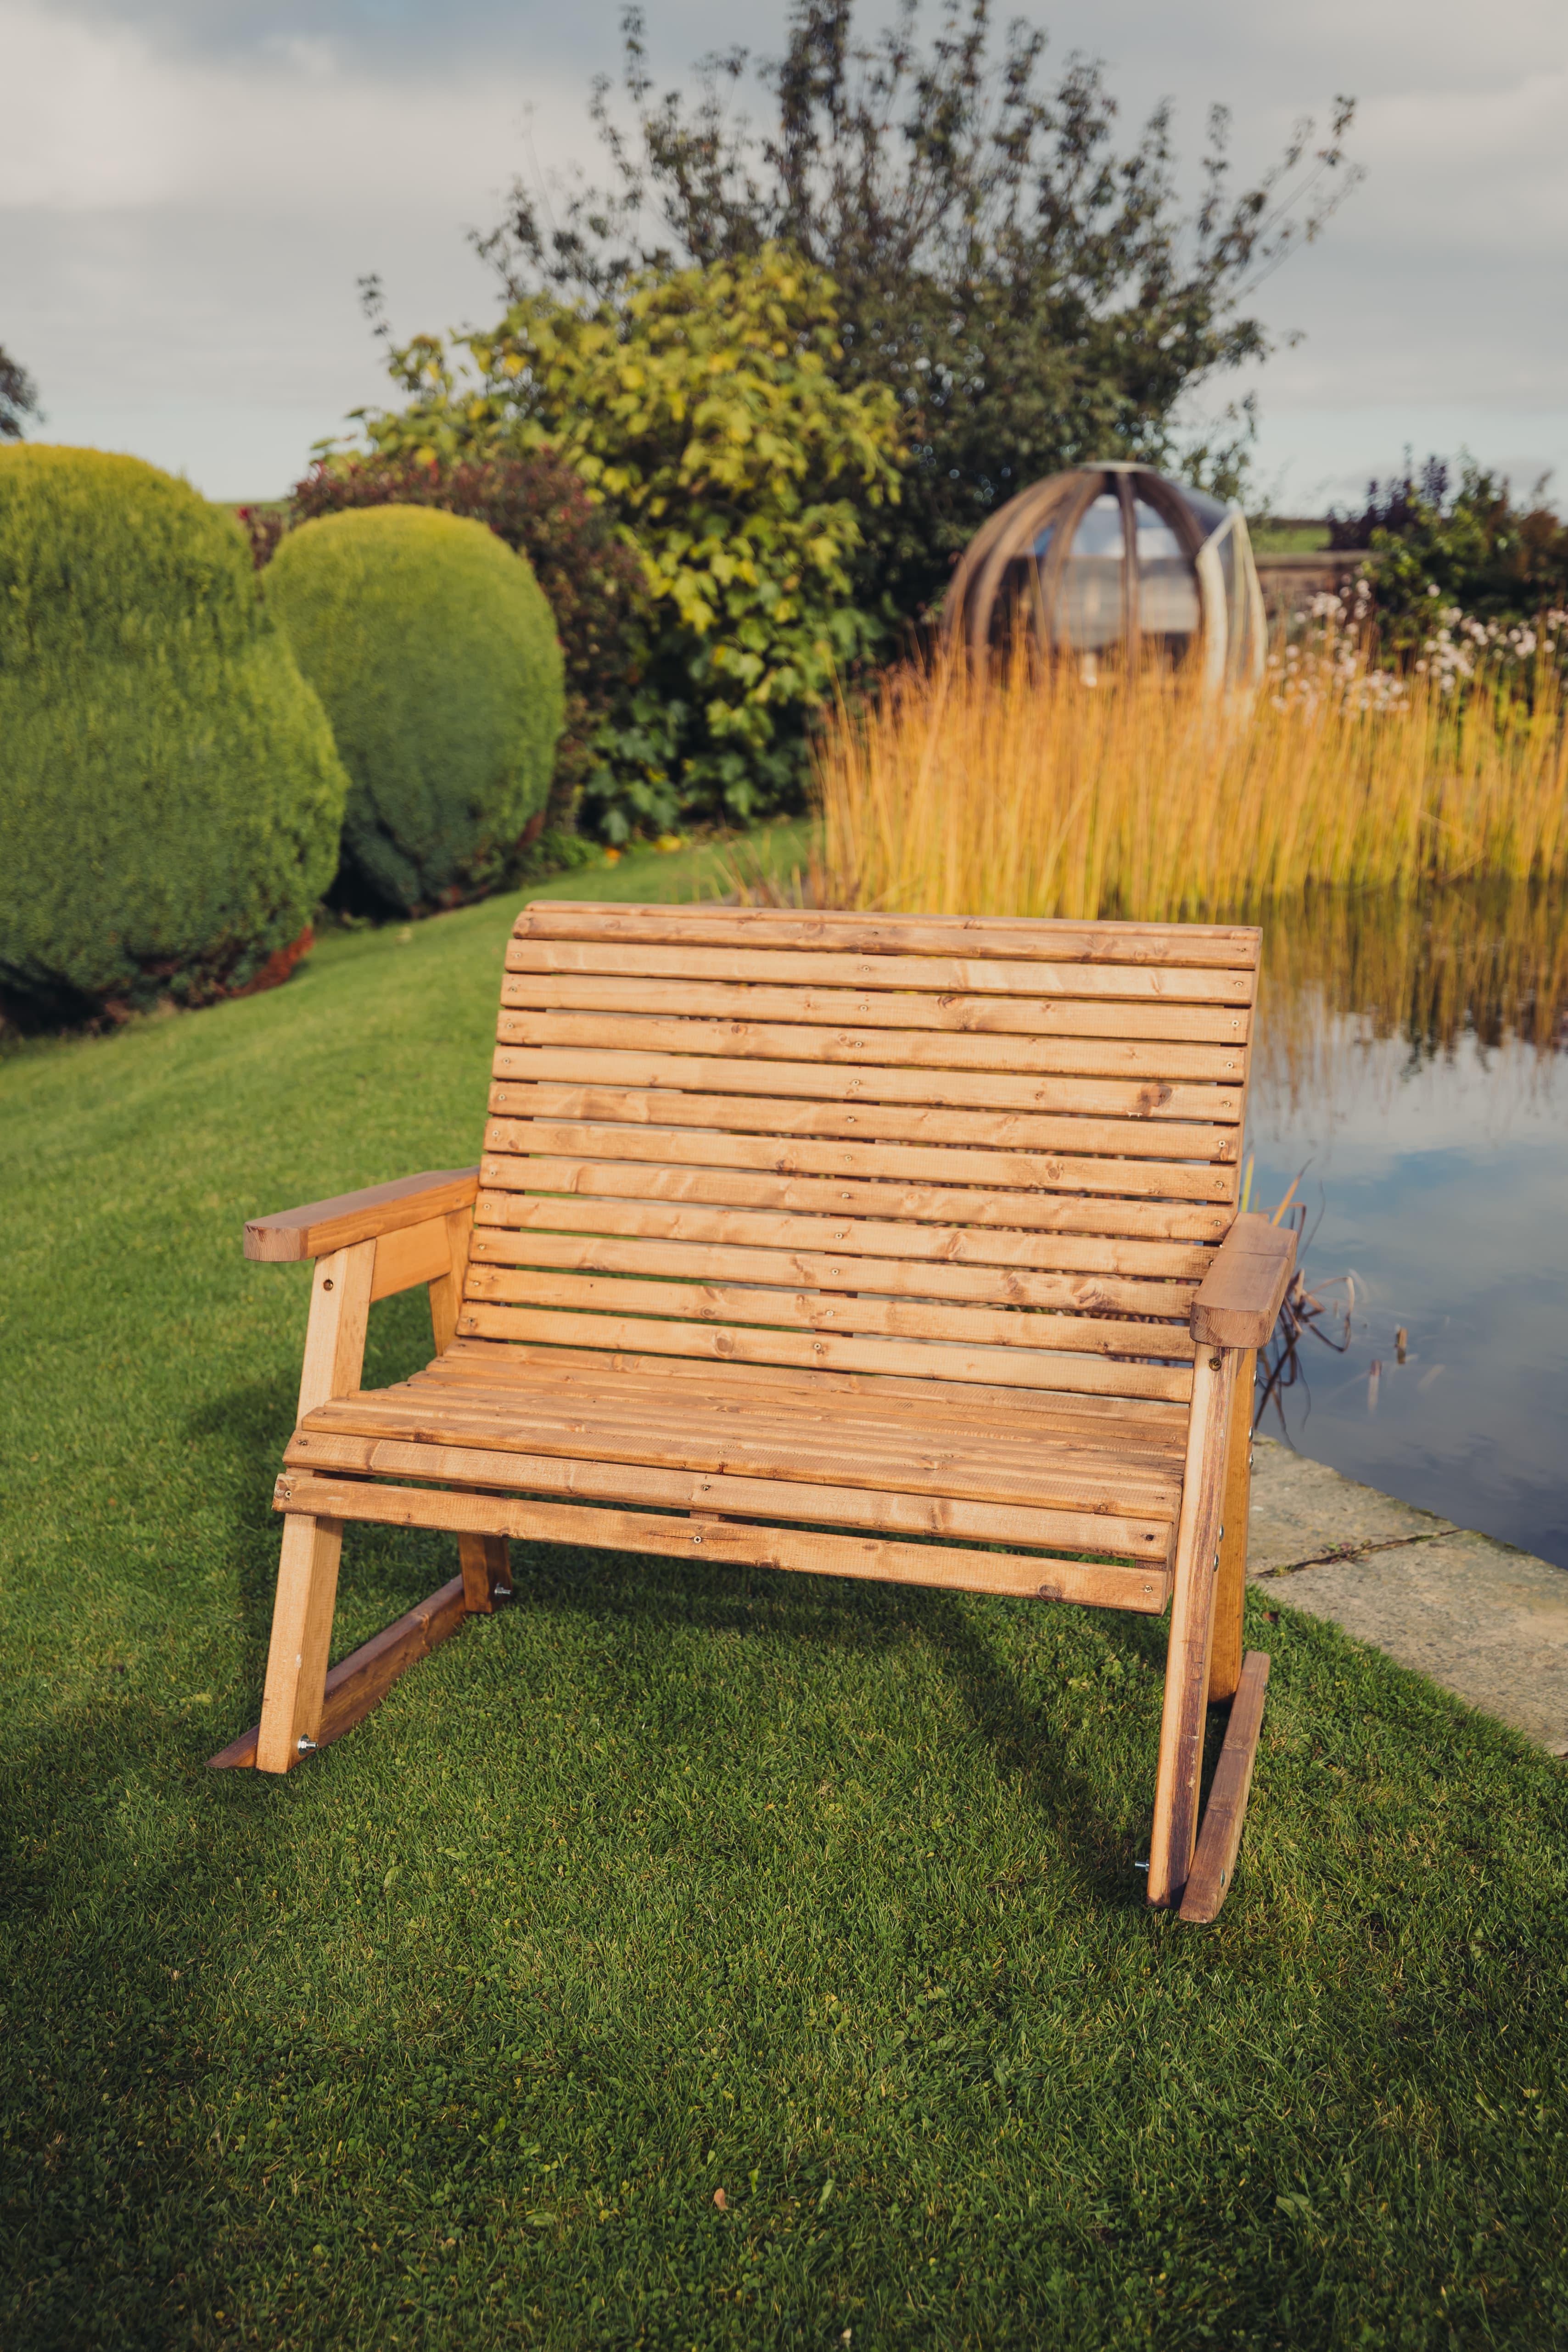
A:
1330,459,1568,655
280,451,645,832
347,245,903,837
265,506,565,911
0,447,347,1023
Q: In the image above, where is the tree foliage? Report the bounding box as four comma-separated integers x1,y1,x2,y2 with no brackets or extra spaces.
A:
1331,459,1568,645
480,0,1361,620
351,246,902,834
0,343,41,442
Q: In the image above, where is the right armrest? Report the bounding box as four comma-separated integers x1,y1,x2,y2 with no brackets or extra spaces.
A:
1189,1213,1297,1350
243,1168,481,1263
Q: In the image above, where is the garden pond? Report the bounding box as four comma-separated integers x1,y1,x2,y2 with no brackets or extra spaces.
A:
1246,886,1568,1568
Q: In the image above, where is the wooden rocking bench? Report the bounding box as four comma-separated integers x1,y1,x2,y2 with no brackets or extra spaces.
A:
213,903,1293,1921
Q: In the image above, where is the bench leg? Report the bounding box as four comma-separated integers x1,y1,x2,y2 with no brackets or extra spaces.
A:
256,1513,344,1773
1179,1651,1271,1922
1147,1347,1237,1908
1208,1346,1256,1705
459,1532,513,1613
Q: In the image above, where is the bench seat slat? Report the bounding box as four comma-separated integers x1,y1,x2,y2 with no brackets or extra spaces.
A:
491,1045,1241,1124
479,1159,1235,1243
275,1473,1173,1613
505,939,1254,1003
500,974,1250,1046
430,1338,1195,1434
310,1366,1185,1505
286,1431,1172,1560
485,1122,1239,1205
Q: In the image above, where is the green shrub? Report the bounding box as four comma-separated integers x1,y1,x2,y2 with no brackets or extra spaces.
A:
0,447,348,1022
265,506,565,911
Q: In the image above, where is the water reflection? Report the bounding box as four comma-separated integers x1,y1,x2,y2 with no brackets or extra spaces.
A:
1248,885,1568,1568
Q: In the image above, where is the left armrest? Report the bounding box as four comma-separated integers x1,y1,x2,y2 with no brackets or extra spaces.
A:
1190,1214,1297,1350
244,1167,480,1263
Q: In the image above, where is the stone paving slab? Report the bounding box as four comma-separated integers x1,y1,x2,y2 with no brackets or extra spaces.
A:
1249,1439,1568,1754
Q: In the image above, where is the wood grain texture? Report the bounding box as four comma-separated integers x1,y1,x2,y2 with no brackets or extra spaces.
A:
492,1042,1242,1124
483,1120,1241,1204
1178,1651,1271,1924
1209,1346,1257,1704
500,974,1251,1045
209,1574,469,1769
472,1192,1218,1278
515,903,1260,970
427,1206,476,1357
368,1214,452,1304
244,1168,480,1262
255,1512,345,1774
479,1158,1236,1242
1146,1344,1238,1906
504,939,1254,1003
277,1439,1171,1558
273,1472,1172,1613
455,1301,1197,1402
495,1003,1248,1079
1190,1215,1297,1348
487,1081,1241,1164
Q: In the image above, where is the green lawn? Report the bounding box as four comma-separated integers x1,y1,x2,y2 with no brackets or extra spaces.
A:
2,839,1565,2351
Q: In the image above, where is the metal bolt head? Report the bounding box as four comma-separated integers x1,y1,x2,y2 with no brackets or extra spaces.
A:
297,1736,317,1755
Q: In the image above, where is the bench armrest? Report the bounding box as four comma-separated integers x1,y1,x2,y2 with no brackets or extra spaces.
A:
1189,1213,1297,1350
244,1168,481,1263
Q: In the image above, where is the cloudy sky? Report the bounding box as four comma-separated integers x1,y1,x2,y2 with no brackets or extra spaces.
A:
4,0,1565,510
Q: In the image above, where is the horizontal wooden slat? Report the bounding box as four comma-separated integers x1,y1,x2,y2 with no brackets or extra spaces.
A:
478,1158,1235,1242
428,1337,1195,1435
283,1433,1170,1558
303,1374,1184,1509
489,1081,1241,1165
243,1167,479,1263
473,1191,1218,1278
499,974,1250,1046
516,903,1261,970
463,1265,1195,1360
484,1121,1240,1205
496,1005,1248,1083
274,1473,1173,1613
455,1303,1196,1401
491,1044,1242,1125
504,939,1254,1004
466,1229,1197,1320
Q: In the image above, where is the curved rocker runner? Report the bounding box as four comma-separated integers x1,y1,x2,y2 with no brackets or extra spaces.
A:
211,903,1294,1921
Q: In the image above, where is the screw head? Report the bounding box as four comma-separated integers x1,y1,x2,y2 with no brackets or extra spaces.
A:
297,1736,317,1755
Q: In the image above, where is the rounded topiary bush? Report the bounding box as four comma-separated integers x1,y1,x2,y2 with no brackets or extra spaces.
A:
0,446,348,1021
265,506,565,912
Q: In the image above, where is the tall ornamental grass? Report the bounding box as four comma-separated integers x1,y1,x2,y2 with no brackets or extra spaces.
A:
812,640,1568,920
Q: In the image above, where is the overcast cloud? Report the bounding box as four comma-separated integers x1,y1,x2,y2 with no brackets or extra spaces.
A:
3,0,1565,507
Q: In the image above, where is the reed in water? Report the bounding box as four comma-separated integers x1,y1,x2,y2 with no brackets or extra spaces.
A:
811,638,1568,918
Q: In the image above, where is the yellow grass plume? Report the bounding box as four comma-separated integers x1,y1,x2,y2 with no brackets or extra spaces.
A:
812,641,1568,919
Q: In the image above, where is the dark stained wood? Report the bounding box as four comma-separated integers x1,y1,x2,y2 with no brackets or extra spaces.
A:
1190,1215,1297,1348
1178,1651,1271,1923
208,1574,469,1769
245,1168,480,1263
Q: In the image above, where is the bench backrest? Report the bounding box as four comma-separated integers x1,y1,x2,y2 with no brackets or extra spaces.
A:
466,902,1259,1418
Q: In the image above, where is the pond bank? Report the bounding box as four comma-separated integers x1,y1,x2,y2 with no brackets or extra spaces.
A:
1249,1438,1568,1754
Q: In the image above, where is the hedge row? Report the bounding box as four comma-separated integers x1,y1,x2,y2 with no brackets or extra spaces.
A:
0,450,565,1022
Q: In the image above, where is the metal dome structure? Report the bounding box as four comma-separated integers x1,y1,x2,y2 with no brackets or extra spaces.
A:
944,462,1266,689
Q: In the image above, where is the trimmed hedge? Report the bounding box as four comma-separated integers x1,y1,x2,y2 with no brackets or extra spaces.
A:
266,506,565,912
0,447,348,1022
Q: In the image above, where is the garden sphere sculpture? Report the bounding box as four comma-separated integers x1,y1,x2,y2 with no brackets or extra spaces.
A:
944,462,1266,690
